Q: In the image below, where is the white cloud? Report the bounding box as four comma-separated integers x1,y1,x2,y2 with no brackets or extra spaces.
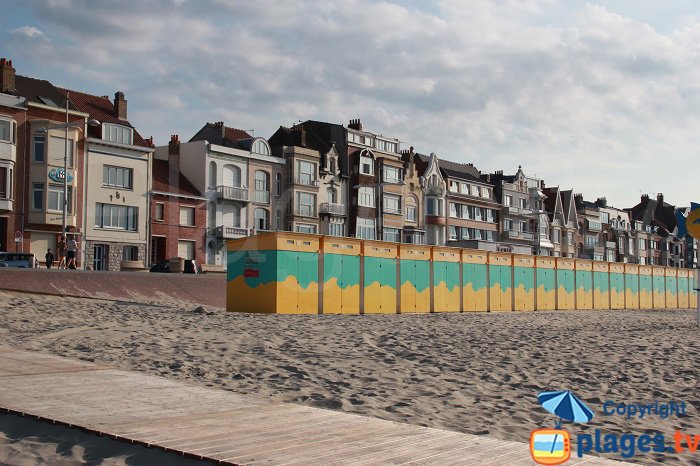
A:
4,0,700,207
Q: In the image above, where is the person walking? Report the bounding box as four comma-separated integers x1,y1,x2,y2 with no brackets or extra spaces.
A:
66,235,78,270
45,248,55,269
57,236,67,269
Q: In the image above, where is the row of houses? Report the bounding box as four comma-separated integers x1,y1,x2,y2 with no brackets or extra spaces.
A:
0,58,696,271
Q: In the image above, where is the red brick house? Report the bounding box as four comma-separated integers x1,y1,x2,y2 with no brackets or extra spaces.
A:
150,135,206,266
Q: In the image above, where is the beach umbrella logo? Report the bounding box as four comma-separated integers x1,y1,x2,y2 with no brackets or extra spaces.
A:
530,390,594,465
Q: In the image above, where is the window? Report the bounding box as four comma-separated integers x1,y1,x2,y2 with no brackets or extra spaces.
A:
223,164,241,187
638,239,646,250
450,202,457,218
103,165,133,189
356,217,375,239
482,187,491,198
329,158,336,174
406,206,416,222
252,139,270,155
254,171,269,191
449,181,459,192
383,195,401,214
0,166,10,200
275,210,282,230
254,208,269,230
650,240,658,250
122,246,139,261
329,222,344,237
519,198,527,209
155,203,164,222
568,232,574,245
0,119,15,143
296,192,316,216
208,202,216,228
95,203,138,230
460,183,468,194
275,173,282,197
49,136,75,167
449,226,457,241
552,229,561,243
518,221,527,233
606,250,615,262
360,155,373,175
208,161,217,188
600,212,610,224
383,166,402,183
296,224,316,234
505,219,513,231
383,228,400,242
327,188,337,204
585,235,598,248
296,160,315,185
486,209,495,222
254,171,269,203
177,240,195,260
474,207,482,221
426,197,441,215
358,186,374,207
179,206,195,226
103,123,133,145
504,195,513,207
32,183,44,210
33,135,45,162
47,185,72,213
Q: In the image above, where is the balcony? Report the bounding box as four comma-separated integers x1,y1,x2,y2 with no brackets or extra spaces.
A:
506,230,534,240
319,202,346,216
586,220,602,231
252,190,270,204
290,176,319,188
0,141,16,164
216,185,249,202
504,206,532,216
290,206,317,218
383,207,402,215
584,243,605,255
605,241,616,249
211,226,250,239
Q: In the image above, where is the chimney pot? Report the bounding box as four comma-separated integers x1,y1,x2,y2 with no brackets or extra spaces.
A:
114,91,127,119
1,57,17,93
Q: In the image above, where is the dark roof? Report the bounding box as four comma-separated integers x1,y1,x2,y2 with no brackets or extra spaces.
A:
415,153,488,184
189,122,253,149
560,189,575,220
59,88,151,148
14,75,78,110
269,120,348,175
152,159,201,197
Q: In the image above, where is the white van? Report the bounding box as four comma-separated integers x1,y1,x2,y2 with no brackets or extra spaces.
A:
0,252,37,268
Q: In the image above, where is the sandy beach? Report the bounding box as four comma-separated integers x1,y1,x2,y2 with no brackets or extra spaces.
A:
0,290,697,465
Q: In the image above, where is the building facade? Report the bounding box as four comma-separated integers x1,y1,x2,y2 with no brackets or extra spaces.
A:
66,90,154,271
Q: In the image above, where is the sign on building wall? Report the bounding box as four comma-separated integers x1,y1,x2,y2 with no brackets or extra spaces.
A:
48,168,73,183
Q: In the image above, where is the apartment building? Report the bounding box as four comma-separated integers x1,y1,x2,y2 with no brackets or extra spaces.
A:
413,153,498,249
543,187,578,257
154,123,285,269
65,89,154,271
346,119,406,242
628,193,686,267
150,136,207,265
0,58,90,260
269,122,349,236
489,167,550,255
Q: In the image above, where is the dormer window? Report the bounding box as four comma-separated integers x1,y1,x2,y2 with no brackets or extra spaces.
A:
103,123,133,145
329,158,335,174
252,139,270,156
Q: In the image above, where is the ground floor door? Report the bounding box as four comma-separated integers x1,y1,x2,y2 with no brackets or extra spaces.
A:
93,244,108,271
0,217,7,252
151,236,166,264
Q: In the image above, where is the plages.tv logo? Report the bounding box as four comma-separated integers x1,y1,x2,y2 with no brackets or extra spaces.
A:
530,390,594,465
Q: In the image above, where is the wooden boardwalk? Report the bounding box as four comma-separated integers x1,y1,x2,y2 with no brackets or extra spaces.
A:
0,346,637,465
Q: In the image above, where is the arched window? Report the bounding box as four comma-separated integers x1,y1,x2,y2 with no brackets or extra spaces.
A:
223,164,241,187
208,202,216,228
255,208,269,231
252,139,270,156
208,161,217,188
223,204,241,228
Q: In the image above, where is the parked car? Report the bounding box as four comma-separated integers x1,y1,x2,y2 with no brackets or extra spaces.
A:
0,252,37,268
149,261,171,273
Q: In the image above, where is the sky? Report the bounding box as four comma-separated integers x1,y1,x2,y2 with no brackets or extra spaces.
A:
2,0,699,209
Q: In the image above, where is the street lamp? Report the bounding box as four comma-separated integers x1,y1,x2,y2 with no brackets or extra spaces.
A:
41,92,99,235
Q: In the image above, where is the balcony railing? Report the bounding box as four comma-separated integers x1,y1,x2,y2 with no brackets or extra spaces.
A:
383,206,402,215
291,206,317,218
290,176,319,187
211,226,250,239
252,190,270,204
506,230,534,240
216,185,249,202
319,202,346,216
605,241,616,249
504,206,533,216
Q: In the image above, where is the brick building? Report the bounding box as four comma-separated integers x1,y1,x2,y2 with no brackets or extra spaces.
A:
150,136,207,265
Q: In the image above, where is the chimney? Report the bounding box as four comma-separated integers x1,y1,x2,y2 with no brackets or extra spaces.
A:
657,193,664,205
0,58,16,94
145,136,154,147
348,119,363,131
292,124,306,147
214,121,225,140
114,91,127,119
574,193,583,207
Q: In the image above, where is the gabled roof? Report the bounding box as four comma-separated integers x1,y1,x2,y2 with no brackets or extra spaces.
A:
543,186,564,221
59,88,151,148
14,75,78,111
629,195,677,235
269,120,348,175
415,153,489,184
189,122,253,149
560,189,577,224
152,159,201,197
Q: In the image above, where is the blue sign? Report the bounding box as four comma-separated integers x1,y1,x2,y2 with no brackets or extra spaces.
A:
48,168,73,183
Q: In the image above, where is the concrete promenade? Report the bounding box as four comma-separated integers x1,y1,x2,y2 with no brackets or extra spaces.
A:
0,268,225,308
0,346,639,465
